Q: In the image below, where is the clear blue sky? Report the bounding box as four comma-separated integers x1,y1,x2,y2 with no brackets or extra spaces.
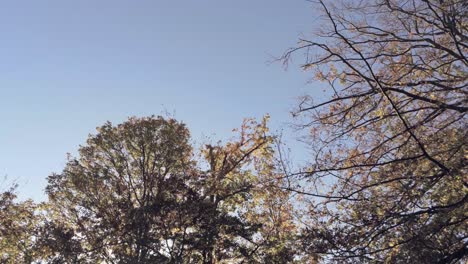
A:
0,0,320,201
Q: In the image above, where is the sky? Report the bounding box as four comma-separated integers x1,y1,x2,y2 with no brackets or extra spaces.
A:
0,0,322,201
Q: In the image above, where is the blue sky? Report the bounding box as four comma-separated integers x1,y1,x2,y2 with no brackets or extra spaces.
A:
0,0,321,201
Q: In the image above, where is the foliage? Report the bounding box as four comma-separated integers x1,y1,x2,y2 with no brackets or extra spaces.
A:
283,0,467,263
0,185,39,263
41,115,301,263
2,1,465,263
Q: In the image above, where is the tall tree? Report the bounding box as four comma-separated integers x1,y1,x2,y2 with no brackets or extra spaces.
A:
46,116,200,263
283,0,467,263
198,116,304,263
44,115,299,263
0,185,38,263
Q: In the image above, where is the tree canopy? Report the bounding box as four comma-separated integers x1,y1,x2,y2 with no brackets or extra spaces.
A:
41,116,301,263
0,0,466,263
283,0,467,262
0,185,39,263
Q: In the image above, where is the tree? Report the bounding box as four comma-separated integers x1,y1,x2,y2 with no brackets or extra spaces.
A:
44,115,300,263
0,185,39,263
45,116,203,262
199,117,304,263
282,0,467,263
